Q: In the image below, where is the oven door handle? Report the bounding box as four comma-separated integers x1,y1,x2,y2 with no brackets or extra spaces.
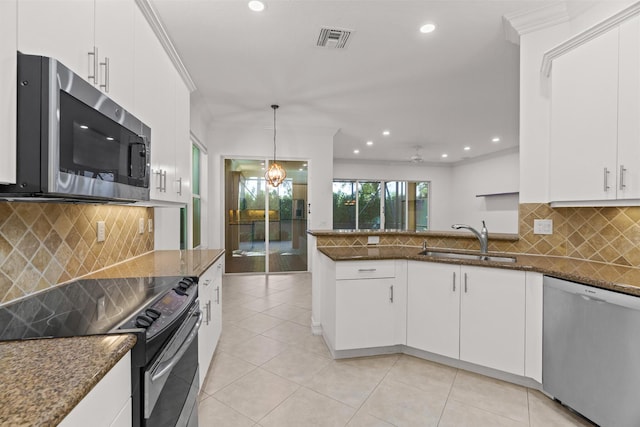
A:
151,309,203,382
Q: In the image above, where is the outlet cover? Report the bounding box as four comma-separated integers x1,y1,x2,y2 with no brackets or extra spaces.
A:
367,235,380,245
534,219,553,235
139,218,145,234
97,221,106,242
148,218,153,233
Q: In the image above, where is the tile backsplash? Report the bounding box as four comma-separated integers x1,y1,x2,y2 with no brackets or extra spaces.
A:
317,203,640,268
0,202,154,304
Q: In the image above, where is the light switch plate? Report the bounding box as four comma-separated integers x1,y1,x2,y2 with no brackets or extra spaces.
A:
97,221,106,242
534,219,553,235
139,218,145,234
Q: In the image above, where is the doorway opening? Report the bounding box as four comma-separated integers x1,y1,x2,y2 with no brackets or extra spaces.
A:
224,158,308,274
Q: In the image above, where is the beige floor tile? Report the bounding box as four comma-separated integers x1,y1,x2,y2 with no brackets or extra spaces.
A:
262,303,311,321
217,324,258,353
242,298,285,312
202,351,257,395
222,305,260,322
259,387,356,427
234,312,285,334
528,390,595,427
262,320,311,345
223,292,260,309
337,354,400,379
385,354,457,396
346,409,395,427
292,334,333,359
198,395,256,427
226,334,289,366
449,370,529,423
307,361,385,408
213,368,299,422
289,310,312,327
360,378,447,426
439,399,529,427
242,286,286,298
262,347,332,384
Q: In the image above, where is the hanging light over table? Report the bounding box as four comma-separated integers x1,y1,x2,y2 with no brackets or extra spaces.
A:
265,104,286,187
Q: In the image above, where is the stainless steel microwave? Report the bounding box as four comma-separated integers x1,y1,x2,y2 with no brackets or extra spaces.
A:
0,54,151,202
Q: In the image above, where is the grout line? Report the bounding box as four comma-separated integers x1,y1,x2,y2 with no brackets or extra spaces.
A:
436,368,460,426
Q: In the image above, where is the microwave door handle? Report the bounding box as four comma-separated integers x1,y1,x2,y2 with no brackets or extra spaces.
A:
151,309,203,382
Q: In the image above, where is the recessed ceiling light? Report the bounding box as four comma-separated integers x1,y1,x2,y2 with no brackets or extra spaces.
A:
106,137,114,141
420,23,436,34
80,125,88,129
441,153,448,158
354,149,360,154
382,130,390,136
492,137,501,143
248,1,265,12
366,141,373,146
464,146,471,151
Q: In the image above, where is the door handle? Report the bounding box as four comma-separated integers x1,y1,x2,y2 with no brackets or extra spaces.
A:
620,165,627,190
604,167,611,192
99,56,110,92
389,285,394,303
87,46,98,84
464,273,468,293
452,272,456,292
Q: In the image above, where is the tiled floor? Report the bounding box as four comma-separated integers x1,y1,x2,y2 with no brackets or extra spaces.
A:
198,273,594,427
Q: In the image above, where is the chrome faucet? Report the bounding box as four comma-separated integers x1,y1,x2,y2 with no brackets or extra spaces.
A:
452,221,488,254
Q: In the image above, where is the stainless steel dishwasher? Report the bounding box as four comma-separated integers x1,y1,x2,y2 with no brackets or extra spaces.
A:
543,275,640,427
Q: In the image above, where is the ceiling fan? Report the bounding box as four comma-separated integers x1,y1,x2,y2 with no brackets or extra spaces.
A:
410,145,424,163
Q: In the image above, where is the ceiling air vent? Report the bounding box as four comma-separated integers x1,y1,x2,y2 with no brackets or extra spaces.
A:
317,27,353,49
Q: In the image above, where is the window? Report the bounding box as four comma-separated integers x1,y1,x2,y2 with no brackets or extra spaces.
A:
332,180,429,231
192,144,201,248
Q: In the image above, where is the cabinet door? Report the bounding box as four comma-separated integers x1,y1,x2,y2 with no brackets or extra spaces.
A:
197,265,216,389
95,0,135,110
407,262,460,359
335,277,396,350
617,16,640,199
460,266,525,376
173,75,191,203
17,0,94,80
549,28,619,202
0,0,17,184
133,6,176,201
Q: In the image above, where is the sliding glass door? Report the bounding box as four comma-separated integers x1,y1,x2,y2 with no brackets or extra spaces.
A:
224,159,308,274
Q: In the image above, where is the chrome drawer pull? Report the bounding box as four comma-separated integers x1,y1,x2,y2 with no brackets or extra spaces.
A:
358,268,376,272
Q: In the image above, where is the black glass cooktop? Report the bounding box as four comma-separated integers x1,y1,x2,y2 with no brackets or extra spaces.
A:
0,276,186,341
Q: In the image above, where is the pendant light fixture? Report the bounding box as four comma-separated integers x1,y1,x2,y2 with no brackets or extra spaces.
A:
265,104,286,187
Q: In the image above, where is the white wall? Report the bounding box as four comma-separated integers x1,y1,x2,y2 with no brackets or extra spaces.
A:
450,149,519,233
519,1,635,202
333,159,453,231
206,124,335,249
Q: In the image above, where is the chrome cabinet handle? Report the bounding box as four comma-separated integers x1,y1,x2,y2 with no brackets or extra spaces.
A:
99,56,110,92
177,177,183,196
464,273,468,293
154,169,162,191
162,170,167,192
154,169,167,192
620,165,627,190
216,285,220,304
452,272,456,292
88,47,98,84
604,167,611,191
389,285,394,303
358,268,376,272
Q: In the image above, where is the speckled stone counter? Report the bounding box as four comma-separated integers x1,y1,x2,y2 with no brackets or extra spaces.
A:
317,246,640,297
0,334,136,427
85,249,225,280
308,229,519,240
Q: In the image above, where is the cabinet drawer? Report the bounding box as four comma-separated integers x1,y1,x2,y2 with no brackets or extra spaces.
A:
336,260,395,280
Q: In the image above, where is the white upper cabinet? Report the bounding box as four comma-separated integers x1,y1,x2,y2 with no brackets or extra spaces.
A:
17,0,135,110
549,27,619,202
549,14,640,203
174,74,191,204
0,0,17,184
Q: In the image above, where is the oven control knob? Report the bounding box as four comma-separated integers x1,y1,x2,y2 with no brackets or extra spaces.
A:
174,287,188,296
179,278,193,289
135,315,153,328
145,308,161,320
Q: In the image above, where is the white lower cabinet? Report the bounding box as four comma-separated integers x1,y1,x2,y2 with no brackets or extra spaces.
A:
0,0,16,185
198,258,223,389
459,266,525,376
406,261,526,376
59,352,131,427
332,260,406,351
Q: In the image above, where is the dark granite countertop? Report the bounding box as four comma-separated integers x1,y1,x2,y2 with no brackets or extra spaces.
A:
0,334,136,426
318,246,640,297
308,229,519,241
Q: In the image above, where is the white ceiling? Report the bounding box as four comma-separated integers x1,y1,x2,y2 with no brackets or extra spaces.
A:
150,0,588,163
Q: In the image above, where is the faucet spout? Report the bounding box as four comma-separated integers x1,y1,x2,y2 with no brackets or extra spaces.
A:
451,221,488,253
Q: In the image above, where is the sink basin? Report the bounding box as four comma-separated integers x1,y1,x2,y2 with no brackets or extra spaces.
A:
419,250,517,263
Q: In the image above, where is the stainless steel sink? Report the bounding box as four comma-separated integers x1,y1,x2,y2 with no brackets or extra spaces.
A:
419,250,517,263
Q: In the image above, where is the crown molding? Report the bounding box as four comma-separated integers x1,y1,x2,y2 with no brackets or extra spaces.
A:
541,1,640,77
503,2,571,45
135,0,197,92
